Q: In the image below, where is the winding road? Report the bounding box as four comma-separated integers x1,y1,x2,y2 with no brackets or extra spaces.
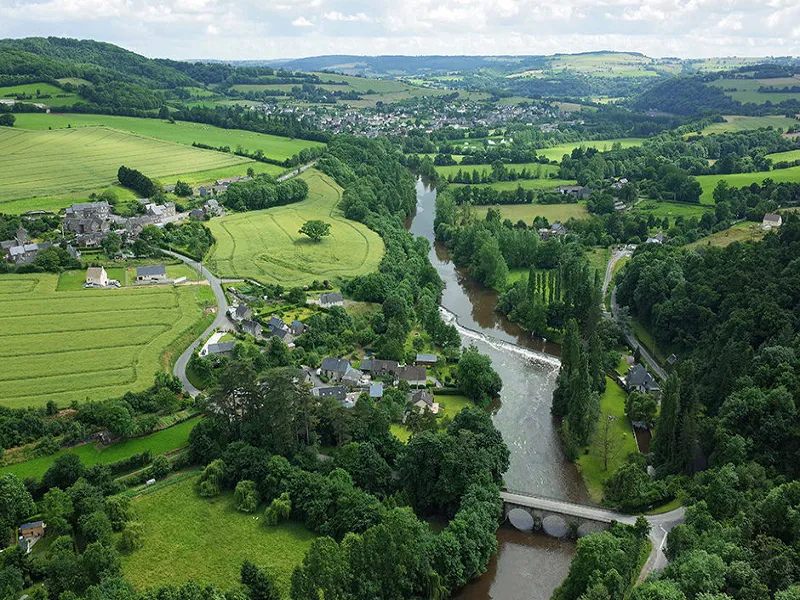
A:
163,250,232,396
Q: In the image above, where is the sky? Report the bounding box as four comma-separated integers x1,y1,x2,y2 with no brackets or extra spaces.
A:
0,0,798,61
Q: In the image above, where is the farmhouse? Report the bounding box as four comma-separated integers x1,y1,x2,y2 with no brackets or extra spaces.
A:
4,241,52,265
762,213,782,230
136,265,168,283
556,185,591,199
396,365,427,387
361,358,399,378
145,202,177,222
319,292,344,308
341,365,363,388
312,386,347,402
625,364,661,395
409,389,439,415
415,353,438,367
203,341,236,357
645,231,664,244
18,521,46,553
539,222,569,241
321,357,350,380
85,266,109,287
240,319,263,337
232,304,253,322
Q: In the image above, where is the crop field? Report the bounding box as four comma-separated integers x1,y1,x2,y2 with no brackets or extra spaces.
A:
478,202,589,223
207,169,384,286
685,221,765,250
0,126,248,204
12,113,325,161
0,82,82,107
708,76,800,104
0,418,199,481
123,475,316,595
0,274,211,409
435,162,560,179
699,115,799,134
535,138,645,161
467,178,577,192
766,149,800,163
696,165,800,203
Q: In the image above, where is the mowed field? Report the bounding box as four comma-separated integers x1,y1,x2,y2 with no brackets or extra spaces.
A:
695,165,800,203
535,138,645,161
0,126,248,203
207,169,384,286
0,82,82,107
708,76,800,104
12,113,325,161
123,475,316,595
478,202,589,223
699,115,799,134
466,178,577,192
435,162,561,179
767,149,800,163
0,274,211,409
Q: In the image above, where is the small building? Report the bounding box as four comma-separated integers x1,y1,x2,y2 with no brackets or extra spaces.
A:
396,365,427,387
85,266,109,287
268,315,289,333
415,353,438,367
762,213,782,230
363,358,399,378
18,521,46,553
233,304,253,322
369,382,384,399
341,365,363,388
556,185,591,199
321,357,350,380
201,341,236,357
319,292,344,308
645,231,664,244
625,364,661,395
136,264,167,283
240,319,262,337
409,389,439,415
267,324,290,342
290,320,306,336
312,386,347,402
539,222,569,241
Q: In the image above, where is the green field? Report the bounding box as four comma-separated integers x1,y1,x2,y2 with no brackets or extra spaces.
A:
699,115,799,134
467,178,577,192
310,72,409,93
0,126,248,204
577,376,638,502
207,170,384,286
633,200,713,219
535,138,645,161
123,475,316,595
0,273,212,408
12,113,325,161
0,82,82,107
767,149,800,163
685,221,765,249
478,203,589,223
696,165,800,203
435,162,560,179
709,77,800,105
0,418,199,480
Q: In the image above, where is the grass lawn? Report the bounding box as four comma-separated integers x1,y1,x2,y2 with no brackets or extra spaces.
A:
577,377,637,503
0,418,199,481
13,113,325,161
695,165,800,204
535,138,645,162
206,169,384,286
685,221,765,249
390,423,412,442
707,79,800,105
645,497,683,515
477,202,589,223
161,161,284,187
615,356,630,377
766,149,800,163
698,115,799,134
586,247,611,276
435,394,472,420
0,184,140,216
0,273,211,408
123,475,316,595
0,126,248,205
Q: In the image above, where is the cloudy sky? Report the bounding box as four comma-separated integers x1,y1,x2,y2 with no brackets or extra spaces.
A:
0,0,798,61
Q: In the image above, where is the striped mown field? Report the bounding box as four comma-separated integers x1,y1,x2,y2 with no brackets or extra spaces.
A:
206,169,384,286
0,126,248,203
0,273,212,408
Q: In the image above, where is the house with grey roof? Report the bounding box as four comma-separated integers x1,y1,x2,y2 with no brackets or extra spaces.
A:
369,382,384,399
625,364,661,395
396,365,427,387
321,357,350,380
319,292,344,308
409,389,439,414
203,341,236,357
136,265,167,283
290,320,306,336
312,386,347,402
232,304,252,322
362,358,399,378
415,353,438,366
341,365,363,388
240,319,262,338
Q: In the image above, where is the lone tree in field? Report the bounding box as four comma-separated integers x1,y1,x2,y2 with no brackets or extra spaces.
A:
299,220,331,243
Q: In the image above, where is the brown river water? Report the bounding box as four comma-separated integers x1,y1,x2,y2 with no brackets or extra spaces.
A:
408,179,585,600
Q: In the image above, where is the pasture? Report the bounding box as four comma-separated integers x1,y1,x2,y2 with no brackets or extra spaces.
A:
699,115,799,134
0,126,247,204
0,273,212,408
0,418,199,481
122,475,316,595
535,138,645,161
633,200,712,219
766,149,800,163
12,113,325,161
0,82,81,107
478,202,589,223
435,162,560,179
467,178,577,192
206,170,384,286
684,221,765,250
695,165,800,203
708,76,800,104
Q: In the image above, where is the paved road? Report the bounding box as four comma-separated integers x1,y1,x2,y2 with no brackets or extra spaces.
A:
276,160,316,183
610,287,668,381
602,247,631,302
163,250,232,396
500,491,684,580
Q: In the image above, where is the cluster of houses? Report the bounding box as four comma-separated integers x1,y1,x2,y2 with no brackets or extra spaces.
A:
198,176,253,199
60,200,179,248
2,227,58,265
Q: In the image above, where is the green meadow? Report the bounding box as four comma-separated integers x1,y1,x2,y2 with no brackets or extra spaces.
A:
434,162,561,179
684,221,765,249
0,273,212,408
633,200,713,219
699,115,799,134
695,165,800,203
708,77,800,105
535,138,645,161
767,149,800,163
206,169,384,286
477,202,589,223
12,113,325,161
467,178,577,192
0,126,247,204
123,475,316,595
0,82,82,107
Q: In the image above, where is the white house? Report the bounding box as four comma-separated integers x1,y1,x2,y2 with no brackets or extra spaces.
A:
762,213,782,230
85,266,109,287
136,265,168,283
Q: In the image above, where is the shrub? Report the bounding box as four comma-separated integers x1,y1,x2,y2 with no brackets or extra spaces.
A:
117,522,144,552
148,455,171,480
197,459,225,497
263,492,291,526
234,480,259,513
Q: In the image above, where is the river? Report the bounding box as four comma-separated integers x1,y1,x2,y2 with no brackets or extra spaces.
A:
408,179,585,600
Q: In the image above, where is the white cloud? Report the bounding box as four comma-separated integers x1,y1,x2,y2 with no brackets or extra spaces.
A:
324,10,370,21
291,15,314,26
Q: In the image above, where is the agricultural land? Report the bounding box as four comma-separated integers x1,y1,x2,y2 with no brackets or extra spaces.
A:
122,475,316,595
698,115,799,134
206,169,384,286
0,273,213,409
695,165,800,203
478,202,590,223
